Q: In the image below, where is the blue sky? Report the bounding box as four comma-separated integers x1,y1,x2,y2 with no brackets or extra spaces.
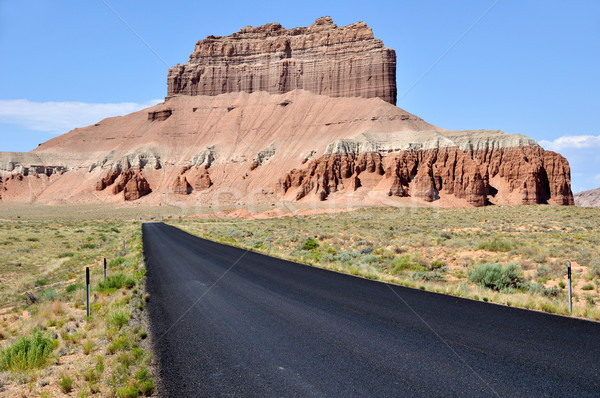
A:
1,0,598,192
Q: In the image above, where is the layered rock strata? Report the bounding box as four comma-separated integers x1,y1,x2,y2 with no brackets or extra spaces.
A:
278,146,573,207
167,17,397,104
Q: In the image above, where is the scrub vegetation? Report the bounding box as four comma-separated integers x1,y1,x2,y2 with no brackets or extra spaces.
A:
168,205,600,321
0,218,154,397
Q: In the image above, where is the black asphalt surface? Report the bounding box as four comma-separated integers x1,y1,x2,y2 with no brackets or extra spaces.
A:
143,222,600,397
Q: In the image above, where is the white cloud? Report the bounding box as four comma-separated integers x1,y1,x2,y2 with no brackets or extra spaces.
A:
539,134,600,151
0,98,162,134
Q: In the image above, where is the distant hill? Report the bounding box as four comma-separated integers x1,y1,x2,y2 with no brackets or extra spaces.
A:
574,188,600,207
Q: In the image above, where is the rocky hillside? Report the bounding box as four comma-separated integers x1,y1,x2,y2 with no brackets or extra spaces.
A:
0,17,574,209
574,188,600,207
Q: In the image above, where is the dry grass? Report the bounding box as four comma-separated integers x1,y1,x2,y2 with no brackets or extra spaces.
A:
167,205,600,321
0,216,155,397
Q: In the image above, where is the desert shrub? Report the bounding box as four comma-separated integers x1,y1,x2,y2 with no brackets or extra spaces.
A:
59,375,73,393
109,310,129,329
391,256,426,274
81,243,97,249
468,263,526,292
362,254,378,264
138,379,155,396
135,368,155,396
108,257,128,267
300,237,319,251
581,284,595,291
439,231,453,240
535,266,553,280
40,288,60,301
34,279,48,286
584,294,596,305
477,239,513,252
0,330,57,371
117,386,140,398
107,336,131,354
322,253,335,262
334,251,359,263
66,282,84,293
58,252,75,258
588,260,600,279
528,284,561,298
394,246,407,254
97,274,136,292
411,271,446,282
430,260,445,270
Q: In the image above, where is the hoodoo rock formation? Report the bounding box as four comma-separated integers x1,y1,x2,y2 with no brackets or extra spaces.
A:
167,16,397,105
0,17,574,209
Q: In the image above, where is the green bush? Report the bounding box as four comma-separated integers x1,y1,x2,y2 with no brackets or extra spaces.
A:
391,256,426,274
529,283,561,298
300,237,319,251
109,311,129,329
468,263,526,292
581,284,594,291
138,379,155,396
477,239,513,252
97,274,136,292
0,330,57,371
135,367,155,396
107,336,130,354
39,288,60,301
58,252,75,258
108,257,128,267
66,282,84,293
116,386,140,398
59,375,73,393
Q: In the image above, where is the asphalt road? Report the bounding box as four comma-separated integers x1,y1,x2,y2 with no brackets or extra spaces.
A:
143,222,600,397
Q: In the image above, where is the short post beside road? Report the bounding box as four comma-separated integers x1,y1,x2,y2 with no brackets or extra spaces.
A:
86,267,90,317
104,257,107,280
568,261,572,314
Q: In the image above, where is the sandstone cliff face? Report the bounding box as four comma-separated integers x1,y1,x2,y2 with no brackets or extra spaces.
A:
278,146,574,207
170,165,212,195
95,168,151,201
167,17,397,105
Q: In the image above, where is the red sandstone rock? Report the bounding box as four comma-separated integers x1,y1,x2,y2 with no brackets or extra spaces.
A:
279,146,573,207
167,17,397,105
172,175,192,195
96,168,151,201
95,168,120,191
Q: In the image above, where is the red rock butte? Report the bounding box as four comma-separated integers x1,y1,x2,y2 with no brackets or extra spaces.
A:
0,17,574,210
167,16,397,105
